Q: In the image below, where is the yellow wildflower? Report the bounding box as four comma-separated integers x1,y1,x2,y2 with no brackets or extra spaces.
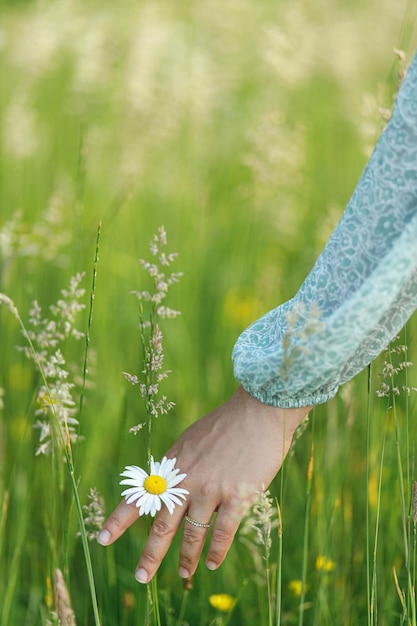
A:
209,593,236,612
222,288,260,328
10,416,31,442
45,575,53,609
8,363,32,391
288,580,306,597
367,475,379,510
315,555,336,572
123,591,136,609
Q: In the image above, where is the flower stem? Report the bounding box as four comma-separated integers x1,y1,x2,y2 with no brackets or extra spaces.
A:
74,220,101,469
67,458,101,626
366,364,372,626
298,443,314,626
175,588,190,626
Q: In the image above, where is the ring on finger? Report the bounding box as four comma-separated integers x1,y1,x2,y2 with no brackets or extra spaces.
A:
185,514,213,529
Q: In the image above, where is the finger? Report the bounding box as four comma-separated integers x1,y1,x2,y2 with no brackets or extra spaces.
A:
205,507,240,571
97,500,139,546
135,506,185,584
178,510,214,578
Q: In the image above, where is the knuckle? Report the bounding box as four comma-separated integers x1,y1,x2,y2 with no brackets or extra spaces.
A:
207,546,226,564
212,526,233,544
140,551,159,568
179,553,194,567
197,482,212,499
182,527,202,546
108,514,125,533
151,517,173,539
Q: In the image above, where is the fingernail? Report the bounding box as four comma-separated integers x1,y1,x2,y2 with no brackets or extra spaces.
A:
97,530,111,545
179,567,189,578
206,561,217,571
135,568,148,584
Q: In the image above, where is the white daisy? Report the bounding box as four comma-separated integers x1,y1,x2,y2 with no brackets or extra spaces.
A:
120,456,189,517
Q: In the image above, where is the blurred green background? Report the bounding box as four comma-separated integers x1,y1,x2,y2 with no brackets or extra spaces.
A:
1,0,417,624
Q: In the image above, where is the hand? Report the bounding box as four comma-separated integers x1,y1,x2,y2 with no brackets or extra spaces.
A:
97,386,311,583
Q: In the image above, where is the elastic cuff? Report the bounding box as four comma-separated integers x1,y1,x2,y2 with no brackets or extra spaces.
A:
240,383,340,409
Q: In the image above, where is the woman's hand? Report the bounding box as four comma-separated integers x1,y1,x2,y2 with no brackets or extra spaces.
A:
97,386,310,583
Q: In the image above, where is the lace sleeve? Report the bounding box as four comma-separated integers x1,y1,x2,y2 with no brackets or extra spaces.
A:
232,52,417,408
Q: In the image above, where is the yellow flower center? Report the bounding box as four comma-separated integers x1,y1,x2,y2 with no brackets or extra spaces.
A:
144,475,167,495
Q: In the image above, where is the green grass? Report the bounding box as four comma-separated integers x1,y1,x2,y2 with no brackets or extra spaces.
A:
1,0,417,624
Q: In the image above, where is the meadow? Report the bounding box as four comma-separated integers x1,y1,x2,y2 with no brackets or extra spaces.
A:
1,0,417,624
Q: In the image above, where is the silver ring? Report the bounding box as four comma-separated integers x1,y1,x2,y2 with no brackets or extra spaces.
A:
185,514,212,528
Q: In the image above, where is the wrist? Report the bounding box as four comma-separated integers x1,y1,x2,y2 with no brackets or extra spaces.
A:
236,385,311,435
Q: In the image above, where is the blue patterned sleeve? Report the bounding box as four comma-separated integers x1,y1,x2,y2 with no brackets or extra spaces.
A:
232,52,417,408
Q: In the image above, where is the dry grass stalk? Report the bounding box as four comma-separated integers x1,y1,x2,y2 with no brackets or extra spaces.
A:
54,569,77,626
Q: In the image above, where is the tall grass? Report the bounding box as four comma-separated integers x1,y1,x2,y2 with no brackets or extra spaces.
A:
1,0,417,624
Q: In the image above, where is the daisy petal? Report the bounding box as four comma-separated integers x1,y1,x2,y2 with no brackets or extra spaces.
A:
121,486,146,498
121,466,148,479
161,493,184,507
120,477,145,488
160,494,175,515
166,472,187,488
168,487,189,497
160,456,177,476
136,493,151,511
140,498,151,516
125,491,146,505
148,496,158,516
